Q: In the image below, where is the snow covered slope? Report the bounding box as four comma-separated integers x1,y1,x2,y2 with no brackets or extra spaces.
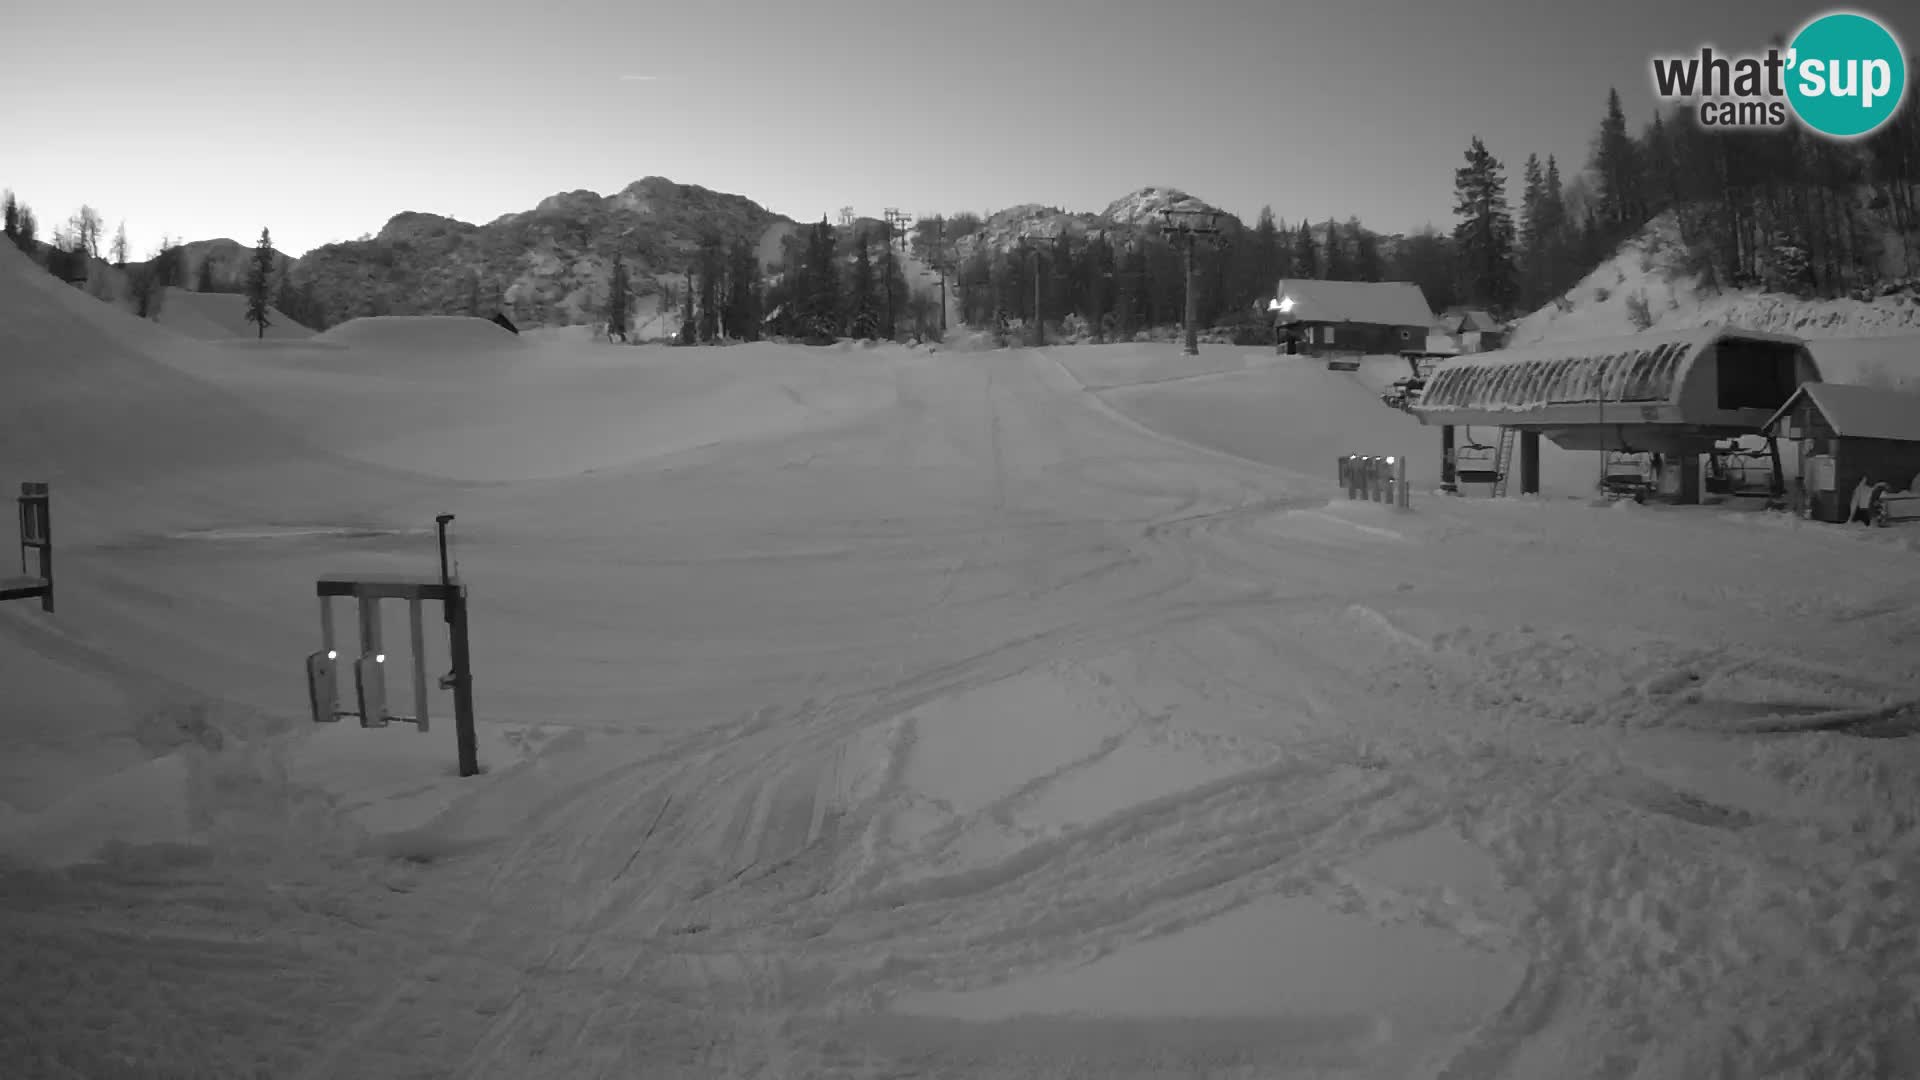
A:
156,286,313,341
6,300,1920,1079
1513,215,1920,348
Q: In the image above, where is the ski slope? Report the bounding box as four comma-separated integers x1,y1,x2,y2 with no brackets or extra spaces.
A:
6,242,1920,1078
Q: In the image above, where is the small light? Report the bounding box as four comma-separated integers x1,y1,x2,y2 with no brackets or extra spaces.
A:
326,649,337,660
1386,456,1396,465
375,653,386,664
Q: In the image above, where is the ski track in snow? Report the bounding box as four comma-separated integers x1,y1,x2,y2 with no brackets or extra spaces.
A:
8,322,1920,1077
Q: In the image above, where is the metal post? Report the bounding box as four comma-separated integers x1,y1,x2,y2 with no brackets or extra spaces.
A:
1441,426,1458,495
1182,238,1199,357
319,595,336,657
1396,456,1410,509
409,597,429,733
448,588,479,777
1520,431,1541,496
436,514,454,622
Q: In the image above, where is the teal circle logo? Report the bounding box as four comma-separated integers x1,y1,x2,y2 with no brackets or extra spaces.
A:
1786,12,1907,138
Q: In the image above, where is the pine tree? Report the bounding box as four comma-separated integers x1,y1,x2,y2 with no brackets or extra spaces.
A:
275,256,299,325
1248,207,1280,306
1292,221,1319,278
1451,136,1519,313
805,217,840,342
1395,227,1458,313
11,201,37,255
1,190,16,243
1538,156,1569,299
724,238,760,340
1517,154,1547,308
1349,218,1383,282
1321,219,1349,280
1591,88,1643,232
607,253,630,340
111,221,129,267
879,235,901,340
196,253,215,293
245,227,275,338
1641,109,1679,218
848,228,880,340
679,268,698,344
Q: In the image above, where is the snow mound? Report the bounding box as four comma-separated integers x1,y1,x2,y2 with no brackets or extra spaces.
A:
157,287,313,340
0,242,420,536
312,315,525,351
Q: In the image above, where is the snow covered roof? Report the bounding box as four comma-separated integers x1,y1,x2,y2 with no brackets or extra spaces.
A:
1415,327,1810,413
1273,279,1434,328
1765,381,1920,442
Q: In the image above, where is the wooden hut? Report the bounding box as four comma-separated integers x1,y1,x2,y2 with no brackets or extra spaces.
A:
1763,382,1920,524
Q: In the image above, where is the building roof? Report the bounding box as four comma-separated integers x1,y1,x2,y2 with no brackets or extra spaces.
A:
1415,326,1813,415
1274,279,1434,328
1765,381,1920,443
1444,308,1503,333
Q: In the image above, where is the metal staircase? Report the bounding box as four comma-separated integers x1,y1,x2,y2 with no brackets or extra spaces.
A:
1490,427,1519,498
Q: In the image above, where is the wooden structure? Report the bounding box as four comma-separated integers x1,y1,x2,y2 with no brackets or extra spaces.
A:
306,515,481,776
1272,279,1434,358
1,482,52,612
1439,308,1508,353
1763,382,1920,525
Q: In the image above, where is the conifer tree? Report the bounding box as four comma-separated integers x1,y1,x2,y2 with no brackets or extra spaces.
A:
1452,136,1519,313
245,227,275,338
1292,221,1318,278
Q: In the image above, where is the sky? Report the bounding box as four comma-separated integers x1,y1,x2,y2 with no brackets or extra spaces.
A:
2,0,1910,260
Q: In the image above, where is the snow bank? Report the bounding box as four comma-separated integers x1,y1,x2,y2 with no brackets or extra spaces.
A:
157,287,313,340
311,315,526,351
0,242,430,538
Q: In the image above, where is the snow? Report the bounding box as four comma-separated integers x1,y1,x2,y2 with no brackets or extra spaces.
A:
156,286,314,341
9,234,1920,1077
1511,215,1920,354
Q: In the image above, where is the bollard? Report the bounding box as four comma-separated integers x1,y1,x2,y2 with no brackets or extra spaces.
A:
1395,456,1410,509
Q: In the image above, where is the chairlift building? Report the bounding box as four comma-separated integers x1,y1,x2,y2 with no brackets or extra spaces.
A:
1408,327,1820,503
1411,327,1819,454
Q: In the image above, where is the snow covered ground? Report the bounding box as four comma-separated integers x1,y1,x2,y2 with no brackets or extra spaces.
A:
7,240,1920,1078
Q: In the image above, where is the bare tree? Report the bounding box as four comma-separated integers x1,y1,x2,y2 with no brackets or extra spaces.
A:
69,205,103,260
111,220,129,267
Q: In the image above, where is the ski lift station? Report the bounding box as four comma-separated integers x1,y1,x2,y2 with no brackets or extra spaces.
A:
1408,326,1822,504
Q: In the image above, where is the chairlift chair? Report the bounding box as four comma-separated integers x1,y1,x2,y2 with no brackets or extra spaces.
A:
1599,449,1655,504
1453,429,1503,487
1706,439,1778,498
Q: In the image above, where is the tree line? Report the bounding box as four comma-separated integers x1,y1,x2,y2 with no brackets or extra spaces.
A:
2,190,327,331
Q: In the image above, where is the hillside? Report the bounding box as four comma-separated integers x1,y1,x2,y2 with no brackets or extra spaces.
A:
267,182,1258,332
288,177,791,330
1513,213,1920,346
937,187,1242,266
